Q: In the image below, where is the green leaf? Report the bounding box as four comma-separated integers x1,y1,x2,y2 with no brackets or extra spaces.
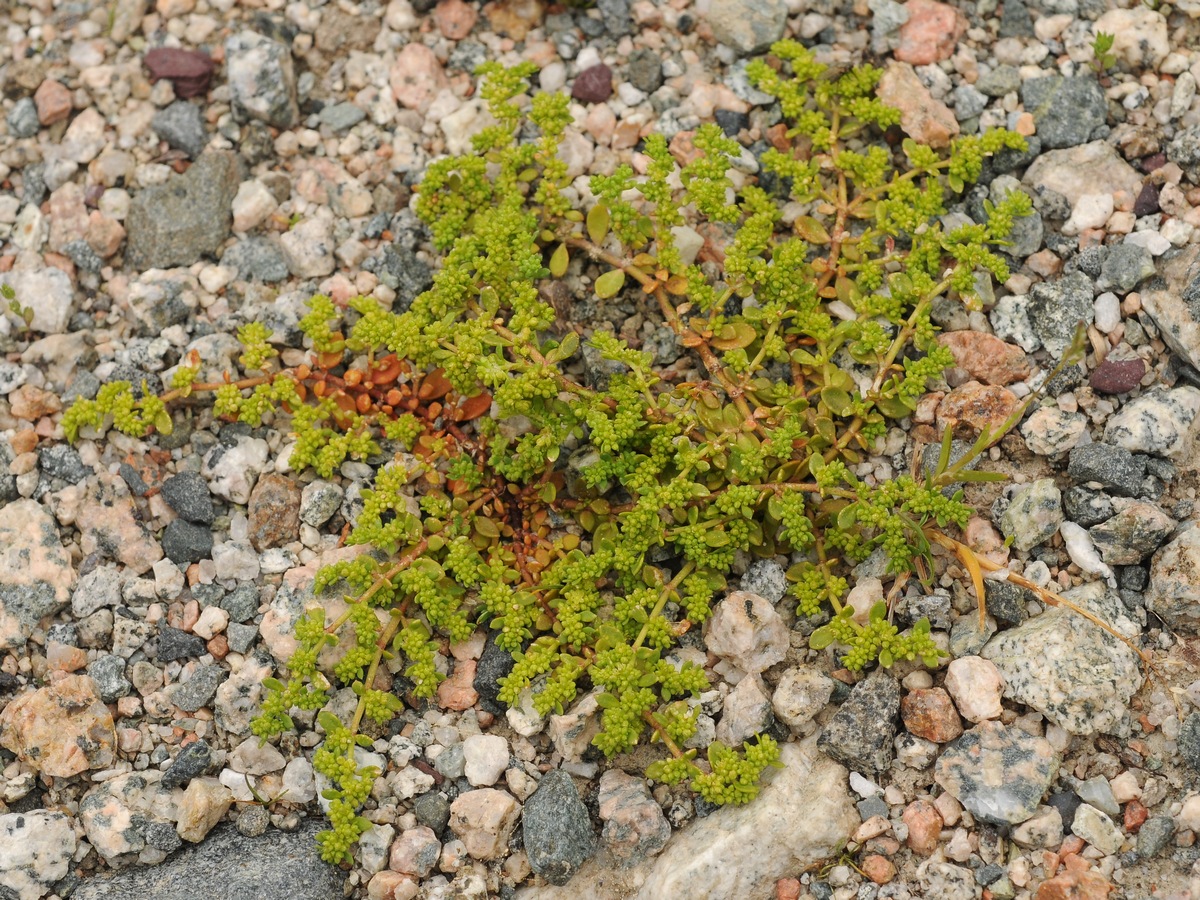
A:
793,215,831,244
809,625,836,650
596,693,619,709
820,387,853,417
954,469,1008,483
587,203,611,243
549,243,569,277
936,426,954,476
317,711,342,733
595,269,626,299
875,395,916,418
836,503,858,531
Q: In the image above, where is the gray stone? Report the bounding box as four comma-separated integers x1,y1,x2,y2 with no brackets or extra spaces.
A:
1137,817,1174,858
221,584,261,623
952,84,987,121
1141,245,1200,370
225,31,299,128
983,580,1031,627
1063,486,1114,528
1071,775,1120,818
71,820,344,900
126,152,240,270
935,720,1058,824
63,239,103,275
817,670,900,774
225,622,258,655
413,792,452,836
1088,500,1175,565
895,594,952,631
868,0,909,54
1027,272,1094,359
38,444,90,484
145,820,183,852
1019,76,1106,149
523,769,597,886
372,244,431,311
86,654,131,702
982,582,1142,735
597,0,632,36
999,0,1035,37
220,237,290,282
6,97,40,138
976,65,1021,97
162,519,214,566
705,0,788,55
156,625,206,661
317,102,366,132
300,480,343,528
167,665,224,712
162,739,213,789
236,806,270,837
1067,443,1146,498
626,48,663,94
152,101,210,158
1097,243,1155,294
160,472,215,525
738,559,786,604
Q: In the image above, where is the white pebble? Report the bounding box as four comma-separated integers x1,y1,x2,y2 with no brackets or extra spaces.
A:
1093,292,1121,333
1058,521,1116,588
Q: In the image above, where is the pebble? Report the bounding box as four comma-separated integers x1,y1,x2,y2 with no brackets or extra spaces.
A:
389,826,441,878
704,591,788,674
1071,803,1125,856
1093,7,1170,69
900,687,963,742
1027,272,1094,359
571,64,614,103
1105,387,1200,458
0,810,76,899
943,657,1004,723
817,670,901,774
1000,479,1062,552
937,331,1029,386
982,582,1142,735
143,47,215,99
248,474,301,551
225,31,299,128
162,739,213,789
448,789,522,860
597,769,672,867
1088,357,1145,395
0,498,75,650
1019,77,1107,150
1088,499,1175,565
34,79,72,126
771,666,834,733
934,720,1059,825
1067,443,1146,498
877,62,959,150
152,101,209,159
462,734,509,787
705,0,788,55
1141,245,1200,370
903,800,944,855
895,0,966,65
522,769,597,886
1021,407,1088,456
0,675,115,776
1147,527,1200,633
160,472,215,525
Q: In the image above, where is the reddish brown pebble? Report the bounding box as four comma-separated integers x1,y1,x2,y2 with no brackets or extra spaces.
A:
144,47,215,99
860,854,896,885
207,635,229,659
937,381,1021,437
435,0,477,39
1124,799,1148,832
901,688,964,743
1141,152,1167,173
9,430,38,455
902,800,943,856
1089,358,1145,395
1035,870,1114,900
571,64,613,103
775,878,801,900
895,0,967,65
937,331,1031,386
34,79,72,125
247,473,301,551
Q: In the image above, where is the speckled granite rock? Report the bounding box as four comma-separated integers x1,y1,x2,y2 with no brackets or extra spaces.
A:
1146,526,1200,633
817,669,900,774
981,581,1142,735
522,769,597,886
0,810,76,900
704,590,788,674
934,720,1059,824
999,479,1062,552
72,820,344,900
1140,244,1200,371
0,498,76,651
1102,387,1200,458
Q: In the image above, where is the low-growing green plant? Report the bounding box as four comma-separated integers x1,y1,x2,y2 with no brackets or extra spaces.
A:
1091,31,1117,74
66,42,1039,864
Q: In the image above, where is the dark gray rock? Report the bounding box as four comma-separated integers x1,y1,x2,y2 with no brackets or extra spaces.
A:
949,615,997,657
220,237,290,282
63,240,104,275
87,654,131,702
221,584,261,623
371,244,431,311
156,625,207,661
952,84,987,121
6,97,39,138
236,805,271,837
597,0,632,35
1089,501,1176,565
1178,712,1200,772
71,820,344,900
1067,443,1147,498
895,594,952,631
473,636,516,716
1063,486,1115,527
225,622,258,654
126,152,240,270
167,664,223,712
1027,272,1094,358
162,519,214,565
152,101,210,158
316,102,365,132
522,769,597,886
983,580,1031,627
1137,816,1175,858
37,444,91,484
162,739,213,789
626,48,663,93
1019,76,1106,149
998,0,1035,37
144,821,183,853
413,791,452,836
977,66,1021,97
1098,243,1155,294
160,472,215,525
817,669,900,774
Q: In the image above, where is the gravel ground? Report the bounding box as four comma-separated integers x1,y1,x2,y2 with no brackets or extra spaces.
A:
4,0,1200,899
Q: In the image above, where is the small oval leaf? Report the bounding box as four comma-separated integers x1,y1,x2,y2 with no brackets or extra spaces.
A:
549,243,569,277
595,269,626,299
587,203,611,244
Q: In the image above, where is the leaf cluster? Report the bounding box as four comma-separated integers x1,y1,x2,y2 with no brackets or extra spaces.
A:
66,46,1036,865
